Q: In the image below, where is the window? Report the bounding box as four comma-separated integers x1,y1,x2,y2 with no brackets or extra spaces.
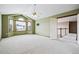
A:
18,18,24,21
27,22,32,31
16,21,26,31
9,20,13,32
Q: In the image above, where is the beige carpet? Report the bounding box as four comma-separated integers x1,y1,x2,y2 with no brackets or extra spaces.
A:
0,34,79,54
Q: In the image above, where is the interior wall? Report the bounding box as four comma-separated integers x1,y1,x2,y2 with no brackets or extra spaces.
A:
50,18,58,39
35,17,58,39
0,14,1,39
2,15,8,38
58,22,69,28
77,14,79,44
35,18,50,37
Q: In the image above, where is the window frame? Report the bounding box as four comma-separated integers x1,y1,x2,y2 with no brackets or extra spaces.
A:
27,21,32,31
15,20,27,32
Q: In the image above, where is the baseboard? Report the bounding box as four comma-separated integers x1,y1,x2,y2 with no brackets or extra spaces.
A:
36,34,50,38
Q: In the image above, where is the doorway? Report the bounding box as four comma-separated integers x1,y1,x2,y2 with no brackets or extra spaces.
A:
57,15,77,43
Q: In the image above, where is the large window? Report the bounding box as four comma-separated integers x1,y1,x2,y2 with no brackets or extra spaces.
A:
8,20,13,32
16,21,26,31
27,22,32,31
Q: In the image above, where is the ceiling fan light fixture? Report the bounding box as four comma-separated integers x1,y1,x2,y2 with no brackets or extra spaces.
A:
32,4,38,18
32,12,37,16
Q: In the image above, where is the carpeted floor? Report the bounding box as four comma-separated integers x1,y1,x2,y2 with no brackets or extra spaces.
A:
0,34,79,54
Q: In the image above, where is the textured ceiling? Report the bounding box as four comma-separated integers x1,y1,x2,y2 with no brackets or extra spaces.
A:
0,4,79,20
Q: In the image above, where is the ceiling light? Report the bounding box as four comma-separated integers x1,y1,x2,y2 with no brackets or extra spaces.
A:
32,4,37,17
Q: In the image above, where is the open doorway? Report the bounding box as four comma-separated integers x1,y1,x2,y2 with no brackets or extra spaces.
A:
57,15,77,43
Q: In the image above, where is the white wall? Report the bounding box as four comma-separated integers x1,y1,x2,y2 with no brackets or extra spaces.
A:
58,22,69,28
35,17,58,39
50,18,58,39
36,18,50,37
0,14,1,39
58,15,77,22
77,14,79,44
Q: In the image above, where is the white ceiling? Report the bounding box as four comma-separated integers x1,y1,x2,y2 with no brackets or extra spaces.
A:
0,4,79,20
